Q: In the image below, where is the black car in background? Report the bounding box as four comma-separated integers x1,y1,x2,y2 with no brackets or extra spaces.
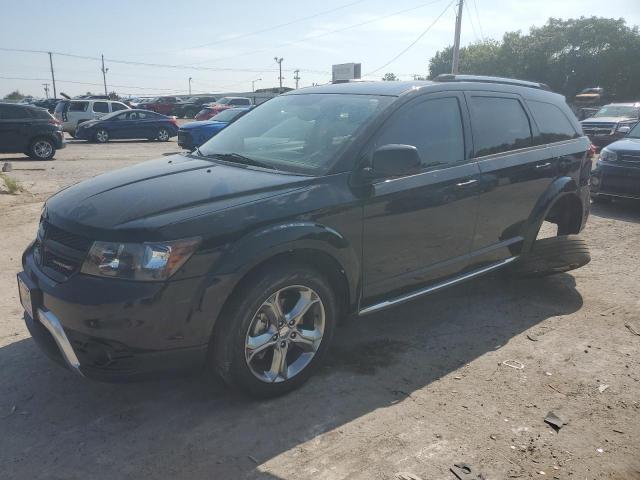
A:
173,96,218,118
0,102,65,160
591,121,640,202
18,76,591,397
74,109,179,143
32,98,62,113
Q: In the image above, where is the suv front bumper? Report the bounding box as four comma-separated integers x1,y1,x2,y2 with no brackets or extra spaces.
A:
18,247,212,382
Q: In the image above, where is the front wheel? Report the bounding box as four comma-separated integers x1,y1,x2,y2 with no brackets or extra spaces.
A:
94,129,109,143
212,264,337,397
157,127,170,142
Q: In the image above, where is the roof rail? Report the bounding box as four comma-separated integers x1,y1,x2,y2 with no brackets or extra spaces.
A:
434,74,551,91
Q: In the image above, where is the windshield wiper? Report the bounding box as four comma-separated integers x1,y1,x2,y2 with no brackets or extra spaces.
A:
208,152,275,170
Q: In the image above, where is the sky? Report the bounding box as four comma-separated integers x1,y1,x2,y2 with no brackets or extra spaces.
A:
1,0,639,98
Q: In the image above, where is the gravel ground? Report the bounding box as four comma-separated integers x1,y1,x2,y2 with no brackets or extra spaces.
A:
0,136,639,480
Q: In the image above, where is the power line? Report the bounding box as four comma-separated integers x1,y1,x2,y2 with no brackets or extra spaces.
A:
464,0,480,42
179,0,368,51
365,0,456,76
178,0,447,67
472,0,485,41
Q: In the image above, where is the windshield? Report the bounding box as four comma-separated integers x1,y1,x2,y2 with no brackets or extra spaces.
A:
199,93,393,175
211,108,245,122
594,105,639,118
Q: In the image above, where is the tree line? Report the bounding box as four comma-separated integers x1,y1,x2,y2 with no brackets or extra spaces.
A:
427,17,640,101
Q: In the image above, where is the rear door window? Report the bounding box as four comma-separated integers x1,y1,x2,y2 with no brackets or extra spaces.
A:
527,100,578,144
30,109,53,120
69,101,89,112
468,96,533,157
93,102,109,113
374,96,465,167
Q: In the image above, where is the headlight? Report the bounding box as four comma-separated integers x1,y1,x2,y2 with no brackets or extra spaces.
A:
81,237,200,281
599,148,617,163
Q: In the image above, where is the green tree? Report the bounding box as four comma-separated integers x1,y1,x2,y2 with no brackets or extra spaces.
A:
428,17,640,100
3,90,25,101
382,72,398,81
108,91,119,100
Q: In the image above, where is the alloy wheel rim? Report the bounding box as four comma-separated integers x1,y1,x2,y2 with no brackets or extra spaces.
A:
34,141,52,158
158,129,169,140
245,285,325,383
97,130,108,142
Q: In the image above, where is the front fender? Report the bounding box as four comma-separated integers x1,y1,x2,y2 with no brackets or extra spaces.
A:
521,176,581,253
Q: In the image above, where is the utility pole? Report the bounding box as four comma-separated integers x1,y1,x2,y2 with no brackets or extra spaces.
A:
293,69,300,89
101,54,109,96
48,52,57,98
42,83,50,98
274,57,283,93
188,77,192,95
451,0,464,74
251,78,262,92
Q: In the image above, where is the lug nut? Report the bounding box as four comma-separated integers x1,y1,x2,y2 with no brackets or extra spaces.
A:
280,341,286,348
289,320,295,327
290,332,297,338
272,334,278,341
278,320,284,327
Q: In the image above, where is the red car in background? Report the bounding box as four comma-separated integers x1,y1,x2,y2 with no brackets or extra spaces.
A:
140,96,182,116
194,97,252,120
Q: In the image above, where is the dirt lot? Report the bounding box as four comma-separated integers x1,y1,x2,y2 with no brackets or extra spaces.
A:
1,136,639,480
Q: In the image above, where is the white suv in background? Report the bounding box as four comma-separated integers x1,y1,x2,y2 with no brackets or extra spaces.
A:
54,100,130,136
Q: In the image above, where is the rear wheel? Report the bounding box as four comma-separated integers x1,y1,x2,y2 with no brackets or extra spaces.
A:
511,235,590,277
212,264,337,397
27,138,56,160
157,127,170,142
94,129,109,143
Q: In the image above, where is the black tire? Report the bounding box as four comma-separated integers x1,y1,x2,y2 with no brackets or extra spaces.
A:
591,194,613,204
157,127,171,142
511,235,590,277
94,129,109,143
211,263,337,398
27,137,56,160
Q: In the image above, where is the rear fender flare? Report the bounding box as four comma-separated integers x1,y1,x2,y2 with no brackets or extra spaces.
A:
522,176,582,252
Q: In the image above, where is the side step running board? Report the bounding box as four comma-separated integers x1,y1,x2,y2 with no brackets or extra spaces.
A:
358,257,518,316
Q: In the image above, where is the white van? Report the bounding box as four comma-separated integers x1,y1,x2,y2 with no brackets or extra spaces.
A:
54,100,130,135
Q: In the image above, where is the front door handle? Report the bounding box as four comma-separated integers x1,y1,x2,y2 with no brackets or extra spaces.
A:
456,179,478,187
535,162,552,169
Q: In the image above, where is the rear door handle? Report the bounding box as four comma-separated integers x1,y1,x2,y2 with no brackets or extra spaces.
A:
456,179,478,187
535,162,552,169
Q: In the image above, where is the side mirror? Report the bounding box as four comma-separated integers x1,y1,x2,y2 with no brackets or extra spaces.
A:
371,144,421,178
617,125,631,135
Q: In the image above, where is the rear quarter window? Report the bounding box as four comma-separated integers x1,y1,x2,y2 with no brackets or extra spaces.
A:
0,105,32,120
29,108,53,120
527,100,579,144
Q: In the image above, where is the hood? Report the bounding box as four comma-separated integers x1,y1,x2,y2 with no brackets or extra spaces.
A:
180,120,227,130
605,137,640,152
582,116,636,124
45,154,312,238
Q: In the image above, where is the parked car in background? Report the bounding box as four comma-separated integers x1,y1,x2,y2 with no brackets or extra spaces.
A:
54,99,130,136
178,107,251,150
139,96,183,115
18,76,592,397
0,102,64,160
32,98,62,113
580,102,640,147
74,109,178,143
173,96,217,118
194,97,252,120
591,121,640,202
